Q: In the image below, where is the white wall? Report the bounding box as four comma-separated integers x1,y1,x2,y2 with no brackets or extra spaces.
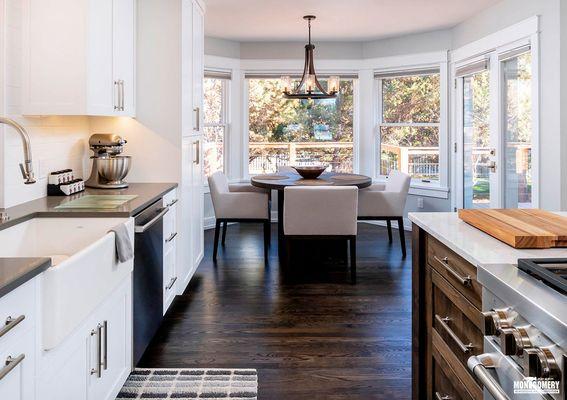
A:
1,0,90,208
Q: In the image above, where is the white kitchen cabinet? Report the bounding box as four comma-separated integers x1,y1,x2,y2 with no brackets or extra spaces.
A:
190,135,204,272
38,276,132,400
163,189,179,313
0,279,37,400
22,0,135,116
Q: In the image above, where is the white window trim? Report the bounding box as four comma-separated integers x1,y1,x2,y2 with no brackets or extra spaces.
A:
373,62,449,191
450,16,540,210
203,74,231,190
242,75,360,179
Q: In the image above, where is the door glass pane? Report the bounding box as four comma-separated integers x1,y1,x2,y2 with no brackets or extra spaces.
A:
463,70,491,208
503,52,532,208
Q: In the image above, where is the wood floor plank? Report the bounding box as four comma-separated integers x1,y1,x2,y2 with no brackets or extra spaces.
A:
139,223,412,399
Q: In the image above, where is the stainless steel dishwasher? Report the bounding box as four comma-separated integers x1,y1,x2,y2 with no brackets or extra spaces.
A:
133,199,169,365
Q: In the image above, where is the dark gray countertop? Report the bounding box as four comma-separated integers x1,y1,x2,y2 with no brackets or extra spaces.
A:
0,182,178,231
0,182,177,298
0,258,51,298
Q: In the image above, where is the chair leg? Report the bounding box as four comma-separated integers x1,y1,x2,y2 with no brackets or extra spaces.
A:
221,222,228,246
213,220,221,262
263,221,270,262
386,220,393,243
398,217,406,258
350,238,357,284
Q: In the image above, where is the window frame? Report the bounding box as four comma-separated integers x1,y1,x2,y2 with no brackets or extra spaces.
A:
374,64,449,190
203,75,230,184
243,75,359,178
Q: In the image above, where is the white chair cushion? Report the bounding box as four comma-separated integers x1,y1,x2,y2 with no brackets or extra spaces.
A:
208,172,269,219
358,171,410,217
284,186,358,236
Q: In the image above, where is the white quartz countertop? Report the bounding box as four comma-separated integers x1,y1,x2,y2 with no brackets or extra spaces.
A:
408,212,567,267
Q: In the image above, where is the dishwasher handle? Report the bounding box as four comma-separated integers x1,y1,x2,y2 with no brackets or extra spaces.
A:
135,207,169,233
468,355,511,400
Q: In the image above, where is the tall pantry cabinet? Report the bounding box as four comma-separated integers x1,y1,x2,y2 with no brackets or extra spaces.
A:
136,0,205,296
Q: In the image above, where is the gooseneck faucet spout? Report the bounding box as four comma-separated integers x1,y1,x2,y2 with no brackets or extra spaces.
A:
0,117,36,184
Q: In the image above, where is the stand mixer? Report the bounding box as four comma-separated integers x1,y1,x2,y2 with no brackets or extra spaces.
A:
85,133,132,189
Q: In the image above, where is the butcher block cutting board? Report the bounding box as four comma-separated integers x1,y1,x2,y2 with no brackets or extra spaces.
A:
458,209,567,249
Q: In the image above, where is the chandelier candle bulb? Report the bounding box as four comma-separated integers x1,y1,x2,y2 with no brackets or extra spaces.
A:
281,76,292,93
328,76,340,94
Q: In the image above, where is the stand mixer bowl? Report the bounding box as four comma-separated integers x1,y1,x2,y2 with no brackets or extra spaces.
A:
96,156,131,184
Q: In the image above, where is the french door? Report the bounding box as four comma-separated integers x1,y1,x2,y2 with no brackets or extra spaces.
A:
455,45,535,209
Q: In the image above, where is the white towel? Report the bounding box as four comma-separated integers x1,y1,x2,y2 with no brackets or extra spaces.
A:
108,223,134,263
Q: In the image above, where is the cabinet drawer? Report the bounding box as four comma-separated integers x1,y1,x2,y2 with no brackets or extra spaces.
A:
0,330,35,400
429,267,483,389
0,279,36,350
162,189,178,208
432,331,479,400
427,236,481,309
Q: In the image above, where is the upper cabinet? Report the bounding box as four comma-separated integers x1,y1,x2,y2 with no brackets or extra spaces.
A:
22,0,135,116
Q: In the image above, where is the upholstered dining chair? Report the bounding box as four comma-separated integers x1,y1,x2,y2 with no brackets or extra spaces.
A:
208,171,271,263
357,170,411,257
283,186,358,283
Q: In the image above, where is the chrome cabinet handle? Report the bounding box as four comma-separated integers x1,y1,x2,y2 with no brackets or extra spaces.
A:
435,393,451,400
0,315,25,338
193,140,200,165
166,232,177,243
193,107,200,131
135,207,169,233
468,355,511,400
114,80,121,111
120,80,125,111
433,256,472,287
435,315,474,354
166,199,178,207
166,276,177,291
90,324,102,378
102,320,108,371
0,354,25,380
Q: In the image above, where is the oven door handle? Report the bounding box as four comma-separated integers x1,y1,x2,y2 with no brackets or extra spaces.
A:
135,207,169,233
468,355,511,400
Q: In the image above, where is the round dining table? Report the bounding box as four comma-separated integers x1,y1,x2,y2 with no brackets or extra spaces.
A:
251,171,372,254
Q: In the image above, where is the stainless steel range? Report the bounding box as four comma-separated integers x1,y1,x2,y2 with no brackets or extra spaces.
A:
470,259,567,400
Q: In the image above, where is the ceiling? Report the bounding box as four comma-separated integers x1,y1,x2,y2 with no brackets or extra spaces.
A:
204,0,501,42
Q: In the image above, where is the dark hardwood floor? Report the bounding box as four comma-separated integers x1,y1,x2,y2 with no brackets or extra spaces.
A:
139,223,412,399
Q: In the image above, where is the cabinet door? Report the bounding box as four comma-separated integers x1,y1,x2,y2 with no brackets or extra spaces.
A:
179,137,194,292
191,136,204,270
0,331,35,400
191,0,204,135
163,246,177,314
88,279,132,400
112,0,136,116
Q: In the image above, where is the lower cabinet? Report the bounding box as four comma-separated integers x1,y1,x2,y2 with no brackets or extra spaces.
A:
0,330,35,400
38,276,132,400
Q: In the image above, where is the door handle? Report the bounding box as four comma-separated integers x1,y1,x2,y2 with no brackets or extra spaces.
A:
114,80,121,111
193,107,200,131
468,355,511,400
194,140,200,165
135,207,169,233
119,80,125,111
166,276,177,291
90,324,102,378
101,320,108,371
489,161,497,172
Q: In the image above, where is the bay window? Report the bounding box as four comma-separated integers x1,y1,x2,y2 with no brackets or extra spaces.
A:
204,72,230,181
247,77,355,174
376,69,441,184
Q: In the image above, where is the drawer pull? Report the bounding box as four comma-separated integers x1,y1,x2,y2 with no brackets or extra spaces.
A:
435,393,452,400
433,256,472,287
166,232,178,243
0,315,25,338
167,199,178,207
166,276,178,291
90,324,103,378
435,315,474,354
0,354,25,380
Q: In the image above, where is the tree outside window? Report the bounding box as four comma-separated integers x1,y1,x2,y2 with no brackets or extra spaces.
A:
204,77,228,181
248,78,354,174
378,72,441,182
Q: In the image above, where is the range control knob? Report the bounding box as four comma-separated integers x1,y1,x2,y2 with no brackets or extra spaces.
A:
499,327,532,356
482,309,512,335
523,348,561,380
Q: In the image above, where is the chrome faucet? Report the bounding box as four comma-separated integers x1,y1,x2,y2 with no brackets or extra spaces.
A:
0,117,36,184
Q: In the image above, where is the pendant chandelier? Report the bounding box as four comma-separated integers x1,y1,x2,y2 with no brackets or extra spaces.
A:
281,16,340,100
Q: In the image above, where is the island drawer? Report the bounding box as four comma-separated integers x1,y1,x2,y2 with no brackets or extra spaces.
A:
427,236,481,309
432,330,481,400
428,267,484,390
